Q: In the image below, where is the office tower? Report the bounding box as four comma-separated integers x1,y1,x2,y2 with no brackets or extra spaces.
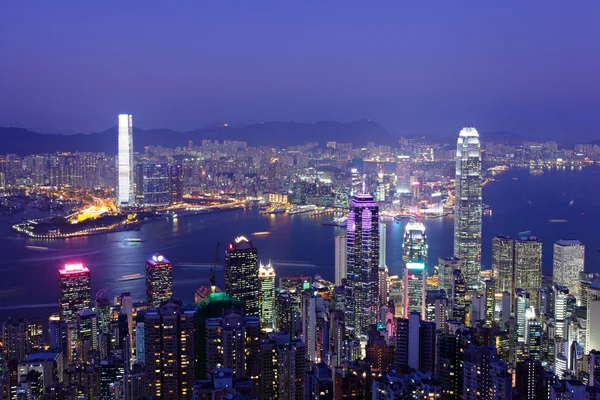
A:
59,263,91,323
489,360,511,400
77,309,98,362
142,161,170,206
48,315,68,353
586,279,600,353
394,311,436,372
438,256,462,293
579,272,600,309
1,318,30,363
302,292,318,362
378,265,389,311
258,261,276,332
590,350,600,386
258,332,306,400
365,336,395,374
346,192,380,338
425,289,448,331
515,237,543,305
463,345,498,400
516,360,544,400
124,365,147,400
528,319,542,361
225,236,260,317
553,240,585,301
168,162,183,203
144,299,196,400
402,221,428,317
453,127,482,287
145,254,173,307
117,114,134,206
379,222,386,268
451,269,467,324
484,279,495,326
492,235,515,295
204,309,260,379
554,285,570,341
334,235,347,286
515,289,530,344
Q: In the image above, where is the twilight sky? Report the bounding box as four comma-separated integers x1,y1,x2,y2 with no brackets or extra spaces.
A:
1,1,599,141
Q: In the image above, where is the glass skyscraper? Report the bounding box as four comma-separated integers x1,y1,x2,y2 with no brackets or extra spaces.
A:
453,127,482,287
258,260,276,331
553,240,585,301
117,114,134,206
402,221,428,317
346,192,380,338
225,236,260,317
145,254,173,307
59,263,91,323
142,161,170,206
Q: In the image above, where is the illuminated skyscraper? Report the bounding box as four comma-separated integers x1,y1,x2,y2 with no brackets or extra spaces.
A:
117,114,134,206
437,256,462,293
225,236,259,317
585,279,600,354
492,235,515,296
346,192,380,338
514,237,542,305
59,263,91,323
168,162,183,204
402,221,428,317
453,127,482,287
553,240,585,301
145,254,173,307
334,235,347,286
258,261,276,331
142,161,170,207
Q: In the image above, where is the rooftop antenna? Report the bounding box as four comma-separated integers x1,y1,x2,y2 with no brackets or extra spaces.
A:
362,174,366,193
211,242,220,293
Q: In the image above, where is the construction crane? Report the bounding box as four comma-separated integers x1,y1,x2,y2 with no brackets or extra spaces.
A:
210,242,220,293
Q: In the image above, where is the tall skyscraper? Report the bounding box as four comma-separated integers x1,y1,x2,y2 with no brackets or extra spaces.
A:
117,114,134,206
379,222,387,268
334,235,347,286
586,279,600,354
168,162,183,204
453,127,482,287
346,192,380,338
145,254,173,307
258,261,276,332
225,236,260,317
402,221,427,317
514,237,542,305
438,256,462,293
394,311,436,372
553,240,585,301
59,263,91,323
142,161,170,207
144,299,196,400
492,235,515,295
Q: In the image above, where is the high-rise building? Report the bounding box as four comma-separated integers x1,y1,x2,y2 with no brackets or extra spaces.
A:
402,221,428,317
451,269,467,324
394,311,436,373
379,222,387,268
334,235,347,286
142,161,170,207
144,299,196,400
117,114,134,206
225,236,259,317
425,289,448,331
484,279,495,326
553,240,585,302
145,254,173,307
515,237,542,305
59,263,91,323
258,261,276,332
168,162,183,204
259,332,306,400
586,279,600,353
378,265,389,311
346,192,380,338
438,256,462,293
492,235,515,295
453,127,482,287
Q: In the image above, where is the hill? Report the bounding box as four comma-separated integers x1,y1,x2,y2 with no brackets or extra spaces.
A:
0,120,396,155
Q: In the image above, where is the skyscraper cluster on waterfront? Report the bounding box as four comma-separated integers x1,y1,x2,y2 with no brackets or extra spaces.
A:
2,126,600,400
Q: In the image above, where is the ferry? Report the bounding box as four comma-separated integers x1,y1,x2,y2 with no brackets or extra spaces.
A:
119,273,144,281
487,165,509,172
25,245,49,251
124,238,143,243
530,169,544,176
394,215,412,221
287,205,317,215
322,216,347,227
266,206,286,215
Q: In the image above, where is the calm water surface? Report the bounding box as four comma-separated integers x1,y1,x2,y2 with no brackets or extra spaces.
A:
1,166,599,320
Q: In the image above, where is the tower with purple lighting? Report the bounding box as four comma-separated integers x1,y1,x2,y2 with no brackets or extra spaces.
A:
346,192,380,339
59,263,91,323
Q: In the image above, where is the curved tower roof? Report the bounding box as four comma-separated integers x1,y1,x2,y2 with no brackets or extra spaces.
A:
459,127,479,138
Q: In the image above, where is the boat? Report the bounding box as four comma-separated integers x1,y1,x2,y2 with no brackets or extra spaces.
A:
287,205,317,215
530,169,544,176
394,215,412,221
322,216,347,227
266,206,286,215
119,273,144,281
25,245,49,251
124,238,142,243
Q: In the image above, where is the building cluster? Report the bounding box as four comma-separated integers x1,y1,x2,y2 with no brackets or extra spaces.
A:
1,126,600,400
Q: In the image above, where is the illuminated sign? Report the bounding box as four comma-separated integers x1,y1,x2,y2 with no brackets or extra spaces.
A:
234,236,249,244
406,262,425,270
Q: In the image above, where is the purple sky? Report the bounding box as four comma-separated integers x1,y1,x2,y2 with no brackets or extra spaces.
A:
1,1,599,141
